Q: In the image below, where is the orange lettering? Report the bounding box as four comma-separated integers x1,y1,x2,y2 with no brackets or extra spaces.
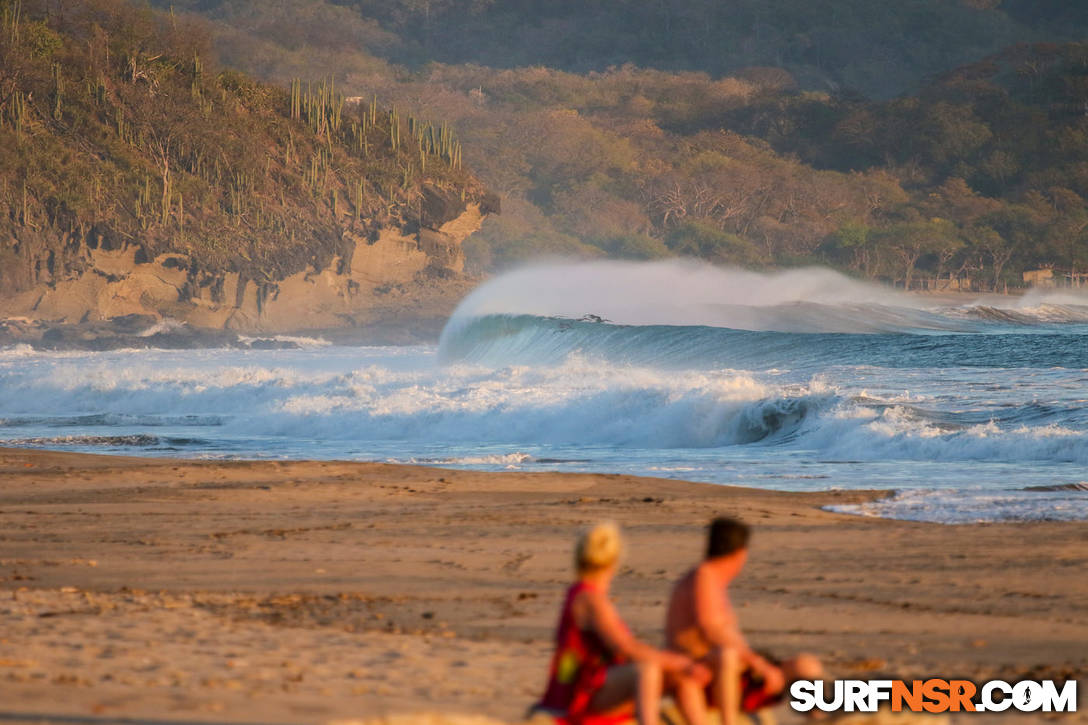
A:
950,680,977,712
923,678,951,713
892,680,924,712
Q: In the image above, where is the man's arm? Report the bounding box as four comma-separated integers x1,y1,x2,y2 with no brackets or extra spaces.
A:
583,589,695,673
692,566,783,690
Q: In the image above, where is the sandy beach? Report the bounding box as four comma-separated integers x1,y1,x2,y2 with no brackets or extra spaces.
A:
0,448,1084,724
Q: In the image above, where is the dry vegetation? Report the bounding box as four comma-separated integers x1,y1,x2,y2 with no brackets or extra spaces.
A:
152,0,1088,291
0,0,488,296
5,0,1088,296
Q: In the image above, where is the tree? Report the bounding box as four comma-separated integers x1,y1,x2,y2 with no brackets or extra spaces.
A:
603,233,669,260
875,219,960,290
665,219,765,266
965,226,1014,291
826,220,875,276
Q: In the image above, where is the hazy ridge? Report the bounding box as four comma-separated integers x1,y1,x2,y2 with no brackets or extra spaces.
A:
147,0,1088,295
0,0,494,343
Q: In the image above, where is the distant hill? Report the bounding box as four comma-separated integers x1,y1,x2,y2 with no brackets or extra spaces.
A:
0,0,494,337
6,0,1086,321
146,0,1088,292
162,0,1088,98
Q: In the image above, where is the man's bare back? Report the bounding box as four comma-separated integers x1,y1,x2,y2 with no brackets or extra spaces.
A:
664,517,820,724
665,564,737,661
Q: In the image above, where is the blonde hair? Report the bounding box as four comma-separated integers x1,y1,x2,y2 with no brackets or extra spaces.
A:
575,521,622,573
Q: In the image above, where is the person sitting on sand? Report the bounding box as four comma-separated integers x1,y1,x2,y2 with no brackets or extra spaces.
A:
666,517,823,725
533,521,710,725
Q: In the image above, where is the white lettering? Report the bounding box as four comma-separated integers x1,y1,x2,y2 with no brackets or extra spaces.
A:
869,680,893,711
1014,681,1043,712
844,680,868,712
1040,680,1077,713
789,680,817,712
982,681,1013,712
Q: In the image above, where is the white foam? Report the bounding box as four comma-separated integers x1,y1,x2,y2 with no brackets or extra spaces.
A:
2,338,1085,522
443,260,927,334
399,452,536,466
0,344,37,358
798,403,1088,464
237,334,332,348
829,487,1088,524
442,261,1088,338
137,318,187,337
1016,287,1088,309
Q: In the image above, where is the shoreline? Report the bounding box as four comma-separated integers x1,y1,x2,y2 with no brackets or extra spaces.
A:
0,286,1061,352
1,448,1085,723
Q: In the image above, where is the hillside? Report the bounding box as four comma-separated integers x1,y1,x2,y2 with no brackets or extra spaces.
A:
162,0,1088,99
147,0,1088,294
5,0,1087,331
0,0,495,344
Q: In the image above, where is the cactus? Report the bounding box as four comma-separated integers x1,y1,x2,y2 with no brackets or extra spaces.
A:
3,0,20,45
160,177,171,226
50,63,63,121
10,90,26,138
353,179,364,222
290,78,301,120
141,176,153,208
349,121,362,154
135,175,155,228
331,93,343,134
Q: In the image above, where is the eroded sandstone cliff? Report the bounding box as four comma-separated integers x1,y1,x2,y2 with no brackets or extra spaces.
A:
0,3,496,346
1,199,486,333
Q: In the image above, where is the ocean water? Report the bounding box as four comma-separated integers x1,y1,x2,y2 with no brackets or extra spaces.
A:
2,261,1087,524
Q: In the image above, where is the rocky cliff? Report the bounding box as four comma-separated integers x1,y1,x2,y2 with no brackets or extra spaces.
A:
0,190,493,336
0,0,496,347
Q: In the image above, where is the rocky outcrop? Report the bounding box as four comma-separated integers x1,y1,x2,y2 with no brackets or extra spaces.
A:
0,197,493,338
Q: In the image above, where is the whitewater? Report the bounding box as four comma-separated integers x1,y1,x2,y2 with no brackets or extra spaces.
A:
3,260,1087,524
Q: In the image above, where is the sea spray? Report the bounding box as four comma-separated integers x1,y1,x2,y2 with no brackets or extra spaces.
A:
441,260,927,335
440,261,1088,357
1,262,1085,523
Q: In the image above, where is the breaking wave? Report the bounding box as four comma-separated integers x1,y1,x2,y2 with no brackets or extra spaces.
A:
442,260,1088,335
438,313,1088,370
2,261,1086,522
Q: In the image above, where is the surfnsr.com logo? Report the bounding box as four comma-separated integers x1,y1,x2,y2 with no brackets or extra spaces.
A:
790,679,1077,714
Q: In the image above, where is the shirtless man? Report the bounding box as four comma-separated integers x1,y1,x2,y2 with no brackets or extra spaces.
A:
665,517,822,725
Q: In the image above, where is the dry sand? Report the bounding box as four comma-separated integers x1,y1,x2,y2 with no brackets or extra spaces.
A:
0,448,1084,724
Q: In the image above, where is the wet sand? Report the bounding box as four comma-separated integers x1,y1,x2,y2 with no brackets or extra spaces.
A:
0,448,1084,723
